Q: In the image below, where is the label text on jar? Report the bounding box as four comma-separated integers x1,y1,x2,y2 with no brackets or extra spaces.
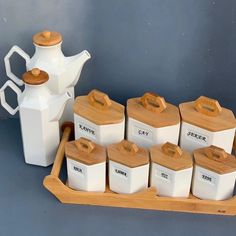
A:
185,130,208,144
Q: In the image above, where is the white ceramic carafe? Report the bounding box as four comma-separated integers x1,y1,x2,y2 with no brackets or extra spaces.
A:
4,30,91,124
0,69,71,167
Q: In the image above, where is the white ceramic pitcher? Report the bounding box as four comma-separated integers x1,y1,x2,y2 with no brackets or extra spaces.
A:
0,68,71,167
4,30,91,124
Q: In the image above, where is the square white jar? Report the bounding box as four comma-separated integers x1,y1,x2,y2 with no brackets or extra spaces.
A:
109,160,149,194
67,157,106,192
192,165,236,200
150,163,193,197
127,117,180,148
180,122,235,153
74,114,125,146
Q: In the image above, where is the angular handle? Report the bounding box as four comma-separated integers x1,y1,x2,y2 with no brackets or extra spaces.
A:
75,137,95,153
4,45,30,86
119,140,139,155
194,96,222,117
0,80,22,115
140,92,167,113
204,145,227,162
88,89,112,109
161,142,183,158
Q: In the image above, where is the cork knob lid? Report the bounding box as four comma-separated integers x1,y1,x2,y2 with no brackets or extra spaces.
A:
107,140,149,168
33,30,62,46
22,68,49,85
150,142,193,171
194,146,236,174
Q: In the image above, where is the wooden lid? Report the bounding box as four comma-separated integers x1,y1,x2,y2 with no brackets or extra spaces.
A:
33,30,62,46
127,92,180,128
22,68,49,85
107,140,149,168
179,96,236,131
150,142,193,171
65,137,106,165
73,89,125,125
193,146,236,174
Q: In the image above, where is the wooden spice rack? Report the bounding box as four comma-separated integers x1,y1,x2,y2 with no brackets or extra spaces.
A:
43,123,236,216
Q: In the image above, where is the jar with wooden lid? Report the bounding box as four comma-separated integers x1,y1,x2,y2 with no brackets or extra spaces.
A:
127,92,180,148
107,140,149,194
179,96,236,153
4,30,91,125
65,137,106,192
0,69,70,166
192,146,236,200
73,89,125,146
150,142,193,197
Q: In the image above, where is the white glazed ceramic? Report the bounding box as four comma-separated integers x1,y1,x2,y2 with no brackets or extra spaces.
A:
66,158,106,192
180,122,235,153
4,40,90,124
127,117,180,148
0,80,70,166
74,114,125,146
192,165,236,200
109,160,149,194
150,162,193,197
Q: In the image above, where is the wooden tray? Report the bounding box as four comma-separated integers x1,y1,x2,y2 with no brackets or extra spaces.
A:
43,123,236,216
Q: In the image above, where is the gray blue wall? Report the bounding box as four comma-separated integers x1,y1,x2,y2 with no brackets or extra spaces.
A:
0,0,236,118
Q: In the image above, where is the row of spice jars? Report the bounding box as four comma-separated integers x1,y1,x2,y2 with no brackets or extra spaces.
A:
65,138,236,201
73,89,236,153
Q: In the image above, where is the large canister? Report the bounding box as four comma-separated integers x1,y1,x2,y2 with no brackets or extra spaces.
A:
73,89,125,146
127,92,180,148
179,96,236,153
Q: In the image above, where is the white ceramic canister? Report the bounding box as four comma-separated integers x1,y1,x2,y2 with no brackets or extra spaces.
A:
179,96,236,153
107,140,149,194
150,142,193,198
4,30,91,124
73,89,125,146
0,69,70,166
127,92,180,148
65,137,106,192
192,145,236,200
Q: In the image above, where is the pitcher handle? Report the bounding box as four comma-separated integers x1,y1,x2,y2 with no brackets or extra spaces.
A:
4,45,30,86
0,80,22,115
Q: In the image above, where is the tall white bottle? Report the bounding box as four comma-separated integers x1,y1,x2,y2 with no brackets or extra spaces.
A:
0,68,71,166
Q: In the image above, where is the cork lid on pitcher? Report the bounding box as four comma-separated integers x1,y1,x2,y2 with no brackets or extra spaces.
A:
127,92,180,128
194,146,236,174
107,140,149,168
179,96,236,132
33,30,62,46
150,142,193,171
65,138,106,165
73,89,125,125
22,68,49,85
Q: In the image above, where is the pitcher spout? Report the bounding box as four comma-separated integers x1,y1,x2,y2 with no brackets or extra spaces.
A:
64,50,91,88
49,91,71,122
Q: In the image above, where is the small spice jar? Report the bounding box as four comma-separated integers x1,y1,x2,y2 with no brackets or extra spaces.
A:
192,145,236,200
73,89,125,146
65,137,106,192
107,140,149,194
179,96,236,153
150,142,193,198
127,92,180,148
